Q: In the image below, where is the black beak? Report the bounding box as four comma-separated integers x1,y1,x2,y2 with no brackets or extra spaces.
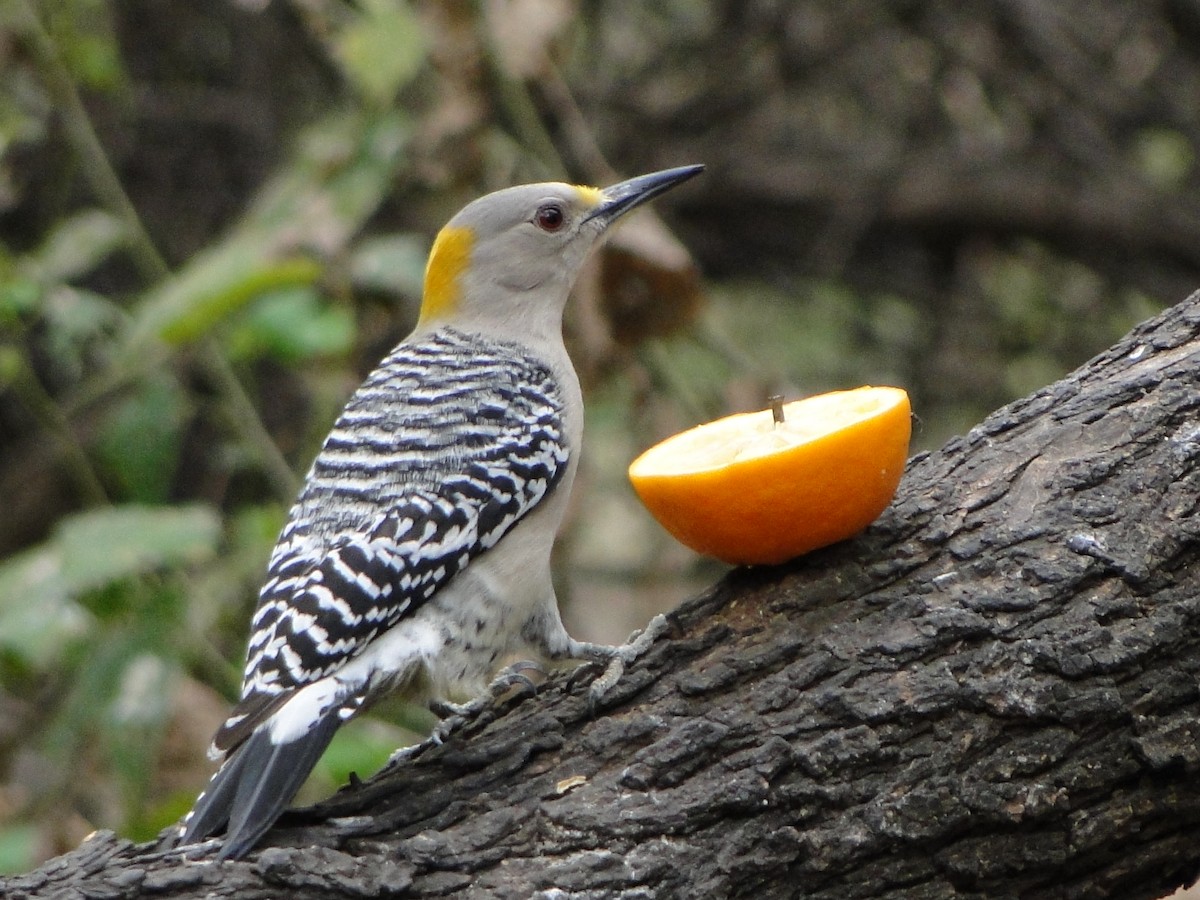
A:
584,164,704,226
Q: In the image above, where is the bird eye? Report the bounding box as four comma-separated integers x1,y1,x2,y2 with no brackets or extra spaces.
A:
534,203,566,232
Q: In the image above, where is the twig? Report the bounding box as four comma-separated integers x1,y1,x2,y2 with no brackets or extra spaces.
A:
7,347,109,506
14,0,168,281
197,342,299,499
16,0,299,501
472,6,565,175
539,62,618,183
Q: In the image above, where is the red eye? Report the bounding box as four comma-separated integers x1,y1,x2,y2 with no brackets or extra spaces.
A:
534,203,565,232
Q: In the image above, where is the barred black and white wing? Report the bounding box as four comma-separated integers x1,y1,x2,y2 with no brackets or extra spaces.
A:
181,328,570,857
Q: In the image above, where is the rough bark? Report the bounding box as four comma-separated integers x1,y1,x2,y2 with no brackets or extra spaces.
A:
8,294,1200,898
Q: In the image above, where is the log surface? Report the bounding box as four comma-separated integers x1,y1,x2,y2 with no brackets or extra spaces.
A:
8,295,1200,899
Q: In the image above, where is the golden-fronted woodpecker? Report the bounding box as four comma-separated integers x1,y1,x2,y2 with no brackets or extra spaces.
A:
180,164,704,860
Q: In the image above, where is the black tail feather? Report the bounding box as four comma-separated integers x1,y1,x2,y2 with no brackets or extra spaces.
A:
218,714,341,859
179,749,248,846
180,713,342,860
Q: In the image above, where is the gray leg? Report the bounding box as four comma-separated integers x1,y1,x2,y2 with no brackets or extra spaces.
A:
390,613,671,768
428,659,547,743
548,614,670,703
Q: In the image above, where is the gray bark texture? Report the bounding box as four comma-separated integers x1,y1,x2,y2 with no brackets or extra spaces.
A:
7,294,1200,898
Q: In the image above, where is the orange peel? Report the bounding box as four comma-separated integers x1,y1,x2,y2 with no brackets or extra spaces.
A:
628,387,912,565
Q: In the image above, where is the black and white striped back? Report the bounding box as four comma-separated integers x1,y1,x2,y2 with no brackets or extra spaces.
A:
211,327,570,753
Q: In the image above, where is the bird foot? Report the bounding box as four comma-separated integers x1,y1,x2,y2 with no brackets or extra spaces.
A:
566,613,670,707
386,615,669,768
428,659,546,743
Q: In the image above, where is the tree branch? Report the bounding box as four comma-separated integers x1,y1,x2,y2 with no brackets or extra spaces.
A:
8,294,1200,899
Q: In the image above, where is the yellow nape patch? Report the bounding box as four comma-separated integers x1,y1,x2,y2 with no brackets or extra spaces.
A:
574,184,604,208
420,226,474,323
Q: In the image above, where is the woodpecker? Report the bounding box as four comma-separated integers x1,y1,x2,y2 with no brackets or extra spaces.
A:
179,164,703,860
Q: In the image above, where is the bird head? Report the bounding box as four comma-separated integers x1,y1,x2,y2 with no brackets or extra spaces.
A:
417,165,704,339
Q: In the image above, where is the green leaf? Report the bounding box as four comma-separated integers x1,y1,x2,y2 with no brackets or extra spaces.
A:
40,286,124,356
245,110,412,237
20,286,124,388
42,0,125,91
127,249,322,347
24,209,127,285
350,233,428,298
227,285,356,363
1133,127,1194,188
0,65,49,150
0,277,41,321
0,824,39,875
335,0,427,105
105,652,176,808
110,652,174,726
0,545,92,668
57,504,221,595
0,346,21,388
123,108,409,355
229,503,288,551
93,375,187,503
62,29,124,91
36,575,189,794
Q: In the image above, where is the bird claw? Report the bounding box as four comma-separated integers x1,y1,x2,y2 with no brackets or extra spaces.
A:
428,697,469,720
487,658,546,700
388,618,668,767
425,659,547,744
430,711,468,745
574,613,670,708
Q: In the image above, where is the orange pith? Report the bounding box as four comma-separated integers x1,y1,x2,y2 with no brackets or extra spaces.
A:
628,387,911,565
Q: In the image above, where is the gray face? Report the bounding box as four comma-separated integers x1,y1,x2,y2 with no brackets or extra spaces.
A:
450,182,606,294
431,166,703,327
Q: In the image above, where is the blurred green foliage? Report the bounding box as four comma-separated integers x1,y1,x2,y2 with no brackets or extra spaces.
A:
0,0,434,871
0,0,1168,876
0,505,218,853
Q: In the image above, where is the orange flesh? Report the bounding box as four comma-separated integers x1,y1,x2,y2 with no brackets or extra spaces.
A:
628,387,912,565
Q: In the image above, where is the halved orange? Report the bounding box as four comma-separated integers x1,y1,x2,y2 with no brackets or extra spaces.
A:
628,387,911,565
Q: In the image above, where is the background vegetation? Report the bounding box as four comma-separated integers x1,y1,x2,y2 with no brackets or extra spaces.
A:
0,0,1195,874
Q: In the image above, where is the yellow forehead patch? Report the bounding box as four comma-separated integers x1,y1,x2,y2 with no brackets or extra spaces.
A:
574,184,604,207
420,226,474,324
